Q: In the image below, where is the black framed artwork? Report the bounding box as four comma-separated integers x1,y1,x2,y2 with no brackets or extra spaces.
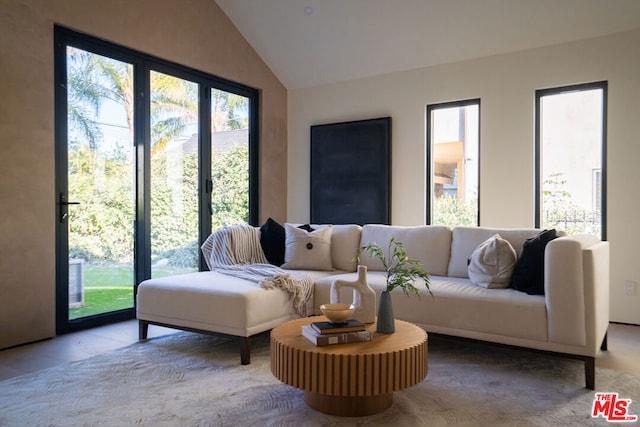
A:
310,117,391,225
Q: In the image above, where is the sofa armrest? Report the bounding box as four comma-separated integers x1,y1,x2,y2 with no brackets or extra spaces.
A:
544,235,609,355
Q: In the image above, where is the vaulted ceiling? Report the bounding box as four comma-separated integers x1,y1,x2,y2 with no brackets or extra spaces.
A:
216,0,640,90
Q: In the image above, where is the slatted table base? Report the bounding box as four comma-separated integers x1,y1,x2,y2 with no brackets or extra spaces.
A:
304,391,392,417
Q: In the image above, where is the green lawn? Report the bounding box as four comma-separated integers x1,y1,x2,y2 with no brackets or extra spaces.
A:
69,264,194,319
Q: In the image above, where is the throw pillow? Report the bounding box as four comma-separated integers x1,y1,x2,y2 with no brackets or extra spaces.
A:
510,229,558,295
281,223,333,270
259,218,286,266
467,234,517,289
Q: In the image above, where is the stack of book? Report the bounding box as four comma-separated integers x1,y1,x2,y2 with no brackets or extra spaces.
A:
302,319,373,346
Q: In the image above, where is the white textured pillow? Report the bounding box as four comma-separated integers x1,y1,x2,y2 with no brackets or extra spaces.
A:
468,234,517,288
281,223,333,270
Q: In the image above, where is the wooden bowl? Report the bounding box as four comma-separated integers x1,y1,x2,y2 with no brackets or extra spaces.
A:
320,303,355,324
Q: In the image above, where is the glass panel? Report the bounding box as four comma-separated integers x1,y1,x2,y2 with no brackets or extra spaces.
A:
210,88,250,230
66,48,135,319
150,71,199,278
429,103,479,226
540,88,603,237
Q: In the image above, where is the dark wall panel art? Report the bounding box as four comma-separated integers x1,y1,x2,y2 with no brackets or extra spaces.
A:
310,117,391,225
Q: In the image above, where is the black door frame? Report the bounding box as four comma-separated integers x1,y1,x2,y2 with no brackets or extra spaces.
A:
54,26,259,334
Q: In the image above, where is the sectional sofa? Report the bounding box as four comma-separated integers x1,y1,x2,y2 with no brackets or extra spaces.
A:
136,222,609,389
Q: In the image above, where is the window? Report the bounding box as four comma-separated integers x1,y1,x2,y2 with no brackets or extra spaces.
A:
427,100,480,226
535,82,607,239
55,26,258,332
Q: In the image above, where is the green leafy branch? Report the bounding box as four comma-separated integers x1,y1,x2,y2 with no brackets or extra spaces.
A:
356,237,432,299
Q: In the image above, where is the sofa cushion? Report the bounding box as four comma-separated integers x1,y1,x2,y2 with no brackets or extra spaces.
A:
358,224,452,276
319,224,362,272
282,223,333,270
510,229,558,295
313,273,548,342
467,234,517,288
448,227,545,278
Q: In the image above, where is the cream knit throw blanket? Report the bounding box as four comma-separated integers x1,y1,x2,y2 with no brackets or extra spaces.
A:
201,224,312,317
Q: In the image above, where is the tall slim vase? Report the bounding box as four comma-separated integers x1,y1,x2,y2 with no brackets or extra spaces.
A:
376,291,395,333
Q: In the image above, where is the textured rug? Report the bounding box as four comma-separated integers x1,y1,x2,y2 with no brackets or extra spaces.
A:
1,330,639,426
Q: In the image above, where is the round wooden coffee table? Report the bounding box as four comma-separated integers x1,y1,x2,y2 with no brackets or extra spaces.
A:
270,316,428,416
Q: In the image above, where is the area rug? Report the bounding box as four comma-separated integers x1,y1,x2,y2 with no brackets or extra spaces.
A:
1,331,638,427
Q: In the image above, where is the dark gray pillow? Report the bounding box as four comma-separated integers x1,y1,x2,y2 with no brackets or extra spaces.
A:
510,229,558,295
259,218,285,266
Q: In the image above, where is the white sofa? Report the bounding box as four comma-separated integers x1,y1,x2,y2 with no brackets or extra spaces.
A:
136,223,609,389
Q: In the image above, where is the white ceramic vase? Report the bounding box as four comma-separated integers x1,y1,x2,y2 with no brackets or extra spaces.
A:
330,265,376,323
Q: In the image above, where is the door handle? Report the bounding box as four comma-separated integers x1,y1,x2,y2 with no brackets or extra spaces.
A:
59,193,80,223
59,192,80,205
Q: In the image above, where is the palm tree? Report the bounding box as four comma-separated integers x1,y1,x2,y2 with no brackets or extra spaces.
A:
65,47,251,263
211,88,249,132
66,48,107,153
150,71,198,154
67,48,198,155
68,47,250,155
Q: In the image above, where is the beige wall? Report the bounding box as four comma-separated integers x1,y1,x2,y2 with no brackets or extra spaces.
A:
288,29,640,325
0,0,287,348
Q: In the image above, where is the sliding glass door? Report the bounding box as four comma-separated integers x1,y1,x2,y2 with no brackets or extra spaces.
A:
55,26,259,333
150,71,200,278
210,88,251,230
62,48,136,322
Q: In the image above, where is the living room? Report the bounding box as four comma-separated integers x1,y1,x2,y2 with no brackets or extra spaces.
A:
1,0,640,424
